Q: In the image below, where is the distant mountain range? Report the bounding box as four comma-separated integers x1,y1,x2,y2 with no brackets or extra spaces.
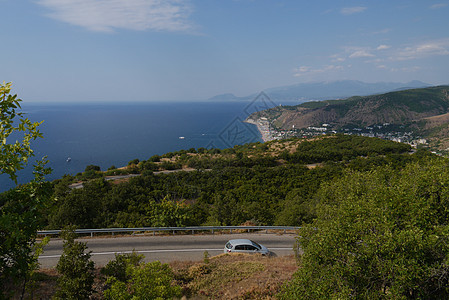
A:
208,80,431,103
248,85,449,150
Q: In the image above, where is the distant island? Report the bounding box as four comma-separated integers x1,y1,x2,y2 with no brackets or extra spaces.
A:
246,85,449,153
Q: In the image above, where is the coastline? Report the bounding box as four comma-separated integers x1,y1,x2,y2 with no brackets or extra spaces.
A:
245,117,274,143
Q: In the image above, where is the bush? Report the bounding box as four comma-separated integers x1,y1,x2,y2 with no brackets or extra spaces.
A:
79,169,103,180
128,158,139,166
281,160,449,299
139,160,158,171
101,251,144,282
54,226,95,299
104,261,181,300
160,161,181,170
85,165,100,172
148,155,161,162
104,168,129,176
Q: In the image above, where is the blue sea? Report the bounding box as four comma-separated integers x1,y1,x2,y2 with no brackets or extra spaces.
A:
0,101,273,192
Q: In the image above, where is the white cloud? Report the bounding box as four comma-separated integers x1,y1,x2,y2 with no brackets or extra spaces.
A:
36,0,195,33
343,46,376,59
391,66,421,72
349,50,375,58
395,39,449,60
293,65,344,77
340,6,367,15
373,28,391,35
330,54,345,63
334,57,346,62
297,66,311,72
430,3,448,9
377,45,391,50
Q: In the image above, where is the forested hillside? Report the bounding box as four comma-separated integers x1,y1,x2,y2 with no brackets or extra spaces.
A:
250,86,449,130
30,134,426,230
281,154,449,299
4,129,449,298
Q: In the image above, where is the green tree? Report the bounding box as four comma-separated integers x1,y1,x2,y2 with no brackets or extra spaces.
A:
128,158,139,166
208,193,245,226
49,178,109,229
101,251,144,282
0,82,52,299
104,261,181,300
281,160,449,299
149,196,191,227
275,188,317,226
84,164,100,172
0,81,43,183
53,226,95,299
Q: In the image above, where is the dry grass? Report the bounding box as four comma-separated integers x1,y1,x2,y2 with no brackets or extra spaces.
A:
8,269,58,300
17,254,297,299
170,253,298,299
423,112,449,129
10,269,107,300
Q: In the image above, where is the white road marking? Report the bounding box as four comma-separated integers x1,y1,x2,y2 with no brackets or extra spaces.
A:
39,247,292,259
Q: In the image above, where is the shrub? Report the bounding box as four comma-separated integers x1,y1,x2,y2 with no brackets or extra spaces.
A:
128,158,140,166
104,261,181,300
85,165,100,172
101,251,144,282
53,227,94,299
148,155,161,162
281,160,449,299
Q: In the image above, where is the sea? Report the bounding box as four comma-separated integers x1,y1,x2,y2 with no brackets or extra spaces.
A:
0,100,276,192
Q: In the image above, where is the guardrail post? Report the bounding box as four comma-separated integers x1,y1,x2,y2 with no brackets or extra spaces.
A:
37,226,300,237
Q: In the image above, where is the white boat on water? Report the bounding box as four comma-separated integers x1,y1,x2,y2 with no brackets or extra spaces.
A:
179,136,185,139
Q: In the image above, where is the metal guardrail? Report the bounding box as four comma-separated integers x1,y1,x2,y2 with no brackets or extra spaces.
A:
37,226,300,237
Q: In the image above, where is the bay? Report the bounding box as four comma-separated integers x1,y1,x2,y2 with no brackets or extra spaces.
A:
0,101,266,192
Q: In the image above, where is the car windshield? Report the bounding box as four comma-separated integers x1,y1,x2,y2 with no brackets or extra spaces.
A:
251,240,262,249
225,242,232,249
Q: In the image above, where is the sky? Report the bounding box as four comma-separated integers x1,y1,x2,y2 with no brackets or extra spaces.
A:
1,0,449,102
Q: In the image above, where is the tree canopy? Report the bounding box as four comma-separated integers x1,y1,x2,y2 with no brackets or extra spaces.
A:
0,82,43,183
281,158,449,299
0,82,52,299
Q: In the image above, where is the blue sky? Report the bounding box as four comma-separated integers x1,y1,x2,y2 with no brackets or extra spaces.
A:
1,0,449,102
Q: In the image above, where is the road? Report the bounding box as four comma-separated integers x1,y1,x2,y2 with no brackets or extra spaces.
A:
39,233,296,268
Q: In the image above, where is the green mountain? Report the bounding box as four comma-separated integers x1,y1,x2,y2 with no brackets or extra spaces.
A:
248,86,449,149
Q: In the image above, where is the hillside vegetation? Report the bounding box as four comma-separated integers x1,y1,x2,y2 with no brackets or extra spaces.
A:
38,134,417,229
6,133,449,299
6,82,449,299
250,86,449,149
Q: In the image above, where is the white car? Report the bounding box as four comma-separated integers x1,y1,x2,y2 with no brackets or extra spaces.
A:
224,239,270,255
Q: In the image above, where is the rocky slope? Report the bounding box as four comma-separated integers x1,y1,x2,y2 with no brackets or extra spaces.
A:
248,86,449,149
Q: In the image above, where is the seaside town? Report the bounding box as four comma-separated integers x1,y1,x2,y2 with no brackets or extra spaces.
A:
247,117,428,149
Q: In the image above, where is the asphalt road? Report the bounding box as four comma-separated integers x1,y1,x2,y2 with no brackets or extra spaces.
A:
39,233,296,268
